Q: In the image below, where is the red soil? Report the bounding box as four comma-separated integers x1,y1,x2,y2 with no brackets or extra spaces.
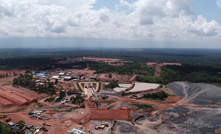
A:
90,109,130,120
0,69,26,76
0,90,28,105
0,86,42,106
0,97,13,106
166,96,182,103
3,86,42,99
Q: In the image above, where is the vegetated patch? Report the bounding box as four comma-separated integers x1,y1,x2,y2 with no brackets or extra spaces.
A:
121,92,137,96
208,83,221,87
55,98,61,102
70,94,85,105
77,82,83,92
13,74,56,95
103,101,115,105
97,81,101,92
140,91,169,101
136,76,163,83
44,97,55,103
132,103,153,109
37,103,43,108
104,80,119,89
0,121,25,134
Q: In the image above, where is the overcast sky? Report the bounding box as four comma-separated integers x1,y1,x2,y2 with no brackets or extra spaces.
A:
0,0,221,48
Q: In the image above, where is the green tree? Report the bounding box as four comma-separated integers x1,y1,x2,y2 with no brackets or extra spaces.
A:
13,78,19,85
59,91,66,99
0,124,2,134
16,120,25,129
55,79,58,84
109,73,112,78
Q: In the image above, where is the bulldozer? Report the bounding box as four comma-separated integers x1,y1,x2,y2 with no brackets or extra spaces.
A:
95,125,105,130
95,122,109,130
6,118,11,122
43,122,51,126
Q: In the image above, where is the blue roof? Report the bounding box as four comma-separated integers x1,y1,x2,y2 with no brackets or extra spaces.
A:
101,94,108,97
27,130,33,134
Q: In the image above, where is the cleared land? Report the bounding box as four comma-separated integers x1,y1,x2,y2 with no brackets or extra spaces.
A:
113,87,127,92
90,110,130,120
128,82,159,92
0,97,13,106
0,85,42,106
118,84,132,88
0,69,26,77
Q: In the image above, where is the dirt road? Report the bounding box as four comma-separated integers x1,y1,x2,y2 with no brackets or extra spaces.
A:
100,97,172,109
0,76,17,86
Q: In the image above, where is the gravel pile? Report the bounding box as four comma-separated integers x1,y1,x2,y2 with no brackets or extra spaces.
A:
116,121,138,133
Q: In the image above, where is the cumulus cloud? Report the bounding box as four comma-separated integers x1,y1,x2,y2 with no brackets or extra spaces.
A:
189,15,220,36
0,0,220,45
131,0,193,25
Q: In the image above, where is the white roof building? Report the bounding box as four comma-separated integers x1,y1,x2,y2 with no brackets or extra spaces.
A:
64,76,72,80
52,76,60,79
59,72,65,76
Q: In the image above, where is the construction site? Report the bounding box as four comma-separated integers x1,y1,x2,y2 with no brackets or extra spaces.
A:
0,58,221,134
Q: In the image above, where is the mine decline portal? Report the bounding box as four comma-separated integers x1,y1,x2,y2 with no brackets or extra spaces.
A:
89,81,99,108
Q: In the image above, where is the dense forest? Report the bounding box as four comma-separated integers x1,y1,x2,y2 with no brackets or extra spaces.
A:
136,64,221,85
1,48,221,85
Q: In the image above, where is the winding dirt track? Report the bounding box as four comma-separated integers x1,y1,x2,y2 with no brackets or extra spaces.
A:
176,82,188,105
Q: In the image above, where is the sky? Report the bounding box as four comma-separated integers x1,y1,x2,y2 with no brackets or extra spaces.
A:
0,0,221,48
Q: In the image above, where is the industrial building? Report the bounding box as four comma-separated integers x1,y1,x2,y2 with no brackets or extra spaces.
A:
64,76,72,81
52,76,60,80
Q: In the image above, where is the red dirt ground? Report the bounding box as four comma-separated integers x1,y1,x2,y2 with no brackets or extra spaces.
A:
0,90,28,105
0,97,13,106
0,85,42,106
99,97,173,110
3,85,42,99
0,69,26,76
146,62,182,77
166,96,182,103
90,110,130,120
